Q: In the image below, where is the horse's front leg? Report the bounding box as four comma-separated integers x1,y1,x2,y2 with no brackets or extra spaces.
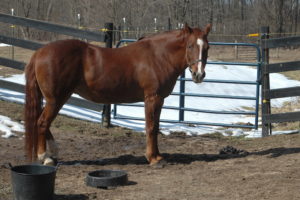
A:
144,94,164,165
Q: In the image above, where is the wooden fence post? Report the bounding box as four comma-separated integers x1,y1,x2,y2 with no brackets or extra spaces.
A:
260,26,272,137
101,22,113,128
234,40,238,59
168,18,171,31
179,71,185,122
11,8,15,60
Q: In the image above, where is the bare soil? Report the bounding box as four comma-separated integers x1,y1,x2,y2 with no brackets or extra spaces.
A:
0,101,300,200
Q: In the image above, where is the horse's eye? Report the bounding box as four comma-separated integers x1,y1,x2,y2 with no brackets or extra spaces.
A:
188,45,193,49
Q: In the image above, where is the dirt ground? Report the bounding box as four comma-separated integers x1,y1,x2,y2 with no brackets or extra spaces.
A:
0,101,300,200
1,42,300,200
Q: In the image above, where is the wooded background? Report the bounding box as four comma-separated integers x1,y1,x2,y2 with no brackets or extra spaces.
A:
0,0,299,42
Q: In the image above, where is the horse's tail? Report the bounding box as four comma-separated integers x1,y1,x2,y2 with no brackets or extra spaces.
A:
24,53,42,162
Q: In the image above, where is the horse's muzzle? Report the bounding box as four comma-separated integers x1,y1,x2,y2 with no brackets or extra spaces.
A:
192,71,206,83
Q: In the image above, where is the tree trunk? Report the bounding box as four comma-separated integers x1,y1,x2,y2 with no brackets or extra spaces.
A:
275,0,284,36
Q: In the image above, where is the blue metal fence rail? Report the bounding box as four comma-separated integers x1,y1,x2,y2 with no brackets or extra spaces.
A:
113,39,261,129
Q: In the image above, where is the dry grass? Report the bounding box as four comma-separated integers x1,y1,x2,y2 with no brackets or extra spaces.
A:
209,46,300,81
209,45,258,63
271,97,300,131
0,46,34,63
0,46,33,77
269,48,300,81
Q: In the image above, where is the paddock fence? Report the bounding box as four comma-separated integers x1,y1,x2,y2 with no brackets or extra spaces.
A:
260,26,300,136
113,39,261,129
1,13,300,136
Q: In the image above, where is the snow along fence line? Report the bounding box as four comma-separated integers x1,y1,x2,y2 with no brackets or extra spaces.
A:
0,79,103,112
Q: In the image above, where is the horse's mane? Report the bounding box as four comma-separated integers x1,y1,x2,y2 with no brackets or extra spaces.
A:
138,29,181,41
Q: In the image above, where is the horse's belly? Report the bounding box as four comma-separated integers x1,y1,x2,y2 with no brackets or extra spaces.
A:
75,86,144,104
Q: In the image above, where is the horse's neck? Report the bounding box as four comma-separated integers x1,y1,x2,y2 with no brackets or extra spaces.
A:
157,32,187,74
166,38,187,75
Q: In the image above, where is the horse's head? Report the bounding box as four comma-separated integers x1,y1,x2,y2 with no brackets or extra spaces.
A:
184,23,211,83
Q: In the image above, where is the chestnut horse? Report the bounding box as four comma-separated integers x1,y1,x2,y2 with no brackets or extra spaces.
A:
25,24,211,166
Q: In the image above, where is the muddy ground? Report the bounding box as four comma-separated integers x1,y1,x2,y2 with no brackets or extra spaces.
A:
0,101,300,200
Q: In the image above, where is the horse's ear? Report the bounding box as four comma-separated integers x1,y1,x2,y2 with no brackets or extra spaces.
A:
204,24,212,36
183,23,193,34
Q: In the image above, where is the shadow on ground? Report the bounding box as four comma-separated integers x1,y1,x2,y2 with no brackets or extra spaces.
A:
54,194,88,200
59,147,300,166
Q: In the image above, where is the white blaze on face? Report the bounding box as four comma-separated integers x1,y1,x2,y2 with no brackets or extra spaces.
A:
196,38,204,74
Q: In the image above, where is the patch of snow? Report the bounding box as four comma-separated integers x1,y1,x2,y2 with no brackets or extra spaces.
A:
0,43,11,47
0,115,24,138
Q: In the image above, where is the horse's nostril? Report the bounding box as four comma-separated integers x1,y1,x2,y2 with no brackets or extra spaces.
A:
196,74,201,80
192,72,196,76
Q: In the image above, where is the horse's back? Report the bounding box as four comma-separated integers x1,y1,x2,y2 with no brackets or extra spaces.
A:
35,39,88,61
33,39,88,69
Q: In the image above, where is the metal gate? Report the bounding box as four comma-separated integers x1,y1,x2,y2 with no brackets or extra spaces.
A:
113,40,261,129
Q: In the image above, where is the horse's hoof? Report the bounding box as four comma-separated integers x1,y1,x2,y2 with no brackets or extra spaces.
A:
43,157,57,166
150,159,167,169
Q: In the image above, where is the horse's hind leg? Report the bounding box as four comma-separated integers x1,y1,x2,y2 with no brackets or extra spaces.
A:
37,102,61,165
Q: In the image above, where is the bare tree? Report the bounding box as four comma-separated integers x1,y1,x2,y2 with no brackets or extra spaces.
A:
1,0,300,42
274,0,284,36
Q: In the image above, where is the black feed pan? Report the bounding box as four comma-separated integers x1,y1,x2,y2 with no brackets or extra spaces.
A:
86,170,128,188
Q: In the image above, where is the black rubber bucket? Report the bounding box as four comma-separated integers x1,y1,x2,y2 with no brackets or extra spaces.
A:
8,164,57,200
